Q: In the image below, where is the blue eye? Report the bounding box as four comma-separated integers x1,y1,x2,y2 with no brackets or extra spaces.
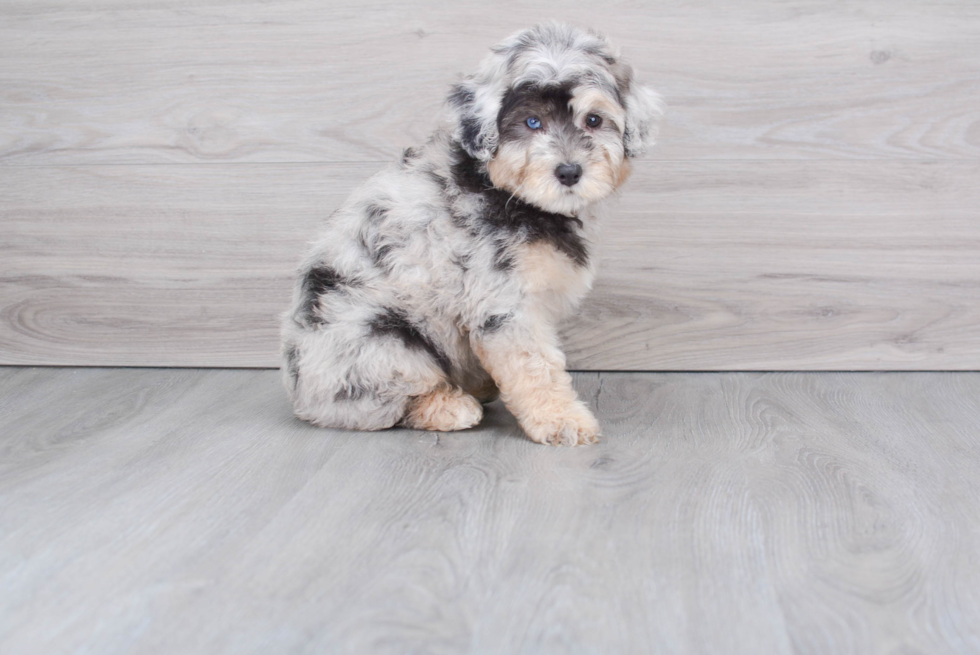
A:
526,117,542,130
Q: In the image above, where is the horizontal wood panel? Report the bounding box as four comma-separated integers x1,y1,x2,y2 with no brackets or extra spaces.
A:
2,161,978,369
2,0,979,165
3,1,979,369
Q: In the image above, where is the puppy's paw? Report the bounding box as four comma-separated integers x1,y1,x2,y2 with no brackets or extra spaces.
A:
403,387,483,432
522,404,601,446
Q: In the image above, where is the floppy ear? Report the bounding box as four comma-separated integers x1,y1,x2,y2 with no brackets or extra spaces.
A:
447,78,501,161
623,82,665,158
611,62,666,158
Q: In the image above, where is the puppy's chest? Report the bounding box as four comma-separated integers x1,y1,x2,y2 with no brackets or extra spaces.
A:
514,241,594,303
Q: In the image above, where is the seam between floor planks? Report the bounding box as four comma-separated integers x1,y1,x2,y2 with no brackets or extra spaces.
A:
1,368,979,654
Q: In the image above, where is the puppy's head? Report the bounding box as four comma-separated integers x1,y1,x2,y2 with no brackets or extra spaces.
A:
449,22,664,215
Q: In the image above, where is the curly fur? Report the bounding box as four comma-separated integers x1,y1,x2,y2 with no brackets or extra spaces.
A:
281,22,664,445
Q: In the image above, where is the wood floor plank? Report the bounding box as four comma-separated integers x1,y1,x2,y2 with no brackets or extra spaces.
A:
1,368,979,653
1,0,979,164
3,161,979,368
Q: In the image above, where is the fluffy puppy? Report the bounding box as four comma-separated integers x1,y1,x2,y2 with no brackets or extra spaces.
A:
281,22,663,445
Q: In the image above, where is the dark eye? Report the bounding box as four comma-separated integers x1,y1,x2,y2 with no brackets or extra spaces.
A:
586,114,603,128
526,116,542,130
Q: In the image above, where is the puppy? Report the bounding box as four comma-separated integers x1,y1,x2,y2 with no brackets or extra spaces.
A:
281,22,663,445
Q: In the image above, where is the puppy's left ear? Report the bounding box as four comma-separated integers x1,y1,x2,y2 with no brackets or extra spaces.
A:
612,62,666,158
448,78,500,162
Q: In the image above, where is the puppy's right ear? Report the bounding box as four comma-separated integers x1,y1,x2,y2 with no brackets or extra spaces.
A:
609,60,666,159
448,78,500,162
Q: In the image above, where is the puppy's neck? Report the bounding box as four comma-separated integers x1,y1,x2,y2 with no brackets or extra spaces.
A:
446,141,591,268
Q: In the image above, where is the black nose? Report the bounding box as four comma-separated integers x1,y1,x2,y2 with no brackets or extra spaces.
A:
555,163,583,187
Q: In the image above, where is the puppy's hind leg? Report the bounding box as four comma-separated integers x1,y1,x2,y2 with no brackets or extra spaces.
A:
402,384,483,432
286,307,484,432
283,323,425,431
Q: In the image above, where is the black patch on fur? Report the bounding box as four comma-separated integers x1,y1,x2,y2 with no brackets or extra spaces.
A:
482,313,511,333
460,117,483,154
497,81,575,142
301,266,343,325
284,345,300,389
499,81,575,120
451,82,485,156
448,84,475,109
448,144,589,267
492,242,515,272
450,144,495,194
369,308,452,375
334,382,369,402
401,147,420,165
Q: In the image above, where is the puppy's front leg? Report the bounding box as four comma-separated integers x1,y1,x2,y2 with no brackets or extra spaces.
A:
470,321,600,446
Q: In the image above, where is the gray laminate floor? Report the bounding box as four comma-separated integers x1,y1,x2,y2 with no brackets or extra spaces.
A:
1,368,979,654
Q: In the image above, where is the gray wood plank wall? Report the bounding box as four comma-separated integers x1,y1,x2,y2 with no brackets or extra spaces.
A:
2,1,979,369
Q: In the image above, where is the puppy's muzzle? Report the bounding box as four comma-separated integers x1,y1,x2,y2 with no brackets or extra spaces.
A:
555,163,583,187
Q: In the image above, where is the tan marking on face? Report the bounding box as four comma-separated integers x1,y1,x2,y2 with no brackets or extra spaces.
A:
488,84,630,212
601,148,631,189
486,141,527,192
489,142,565,207
615,156,632,187
519,157,561,200
571,88,627,133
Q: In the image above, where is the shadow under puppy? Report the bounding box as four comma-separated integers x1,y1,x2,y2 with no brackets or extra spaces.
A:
282,22,663,445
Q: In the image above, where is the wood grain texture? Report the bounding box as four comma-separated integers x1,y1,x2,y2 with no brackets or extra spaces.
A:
1,0,979,164
2,0,980,368
3,162,979,368
1,367,979,654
